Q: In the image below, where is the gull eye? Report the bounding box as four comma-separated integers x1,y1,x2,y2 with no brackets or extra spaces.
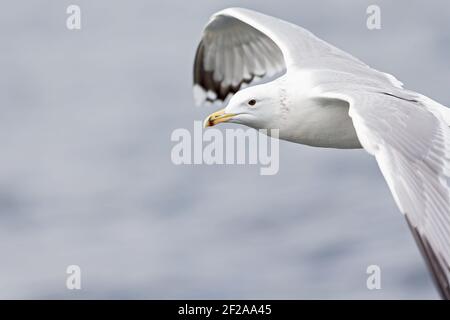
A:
248,99,256,106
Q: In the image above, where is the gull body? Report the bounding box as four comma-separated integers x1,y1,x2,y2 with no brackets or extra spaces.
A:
193,7,450,298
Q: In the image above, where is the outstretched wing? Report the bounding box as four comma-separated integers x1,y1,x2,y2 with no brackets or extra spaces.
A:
193,7,367,106
324,87,450,299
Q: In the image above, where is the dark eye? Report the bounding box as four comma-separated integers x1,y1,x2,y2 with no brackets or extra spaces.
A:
248,99,256,106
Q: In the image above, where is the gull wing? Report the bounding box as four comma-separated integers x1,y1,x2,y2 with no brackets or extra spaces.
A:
193,7,370,106
323,87,450,299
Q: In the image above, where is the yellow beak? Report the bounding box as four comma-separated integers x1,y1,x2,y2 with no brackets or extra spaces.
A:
203,109,236,128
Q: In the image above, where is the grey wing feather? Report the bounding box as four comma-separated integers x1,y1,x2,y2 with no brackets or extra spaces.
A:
321,86,450,300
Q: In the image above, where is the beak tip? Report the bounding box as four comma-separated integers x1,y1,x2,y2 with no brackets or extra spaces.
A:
203,117,212,128
203,108,233,128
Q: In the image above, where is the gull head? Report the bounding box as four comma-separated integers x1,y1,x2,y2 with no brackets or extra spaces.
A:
204,82,280,130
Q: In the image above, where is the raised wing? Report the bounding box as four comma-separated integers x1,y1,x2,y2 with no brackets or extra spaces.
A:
193,7,367,106
324,87,450,299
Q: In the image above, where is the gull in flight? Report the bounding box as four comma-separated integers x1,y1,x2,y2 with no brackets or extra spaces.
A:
193,8,450,299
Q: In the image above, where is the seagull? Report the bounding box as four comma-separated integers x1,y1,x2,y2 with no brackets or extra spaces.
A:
193,7,450,299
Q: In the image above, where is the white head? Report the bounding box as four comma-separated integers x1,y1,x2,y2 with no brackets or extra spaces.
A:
204,82,282,130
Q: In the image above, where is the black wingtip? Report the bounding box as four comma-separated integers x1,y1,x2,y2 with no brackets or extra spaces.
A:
406,216,450,300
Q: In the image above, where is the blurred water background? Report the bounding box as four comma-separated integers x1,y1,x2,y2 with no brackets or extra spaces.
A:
0,0,448,299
